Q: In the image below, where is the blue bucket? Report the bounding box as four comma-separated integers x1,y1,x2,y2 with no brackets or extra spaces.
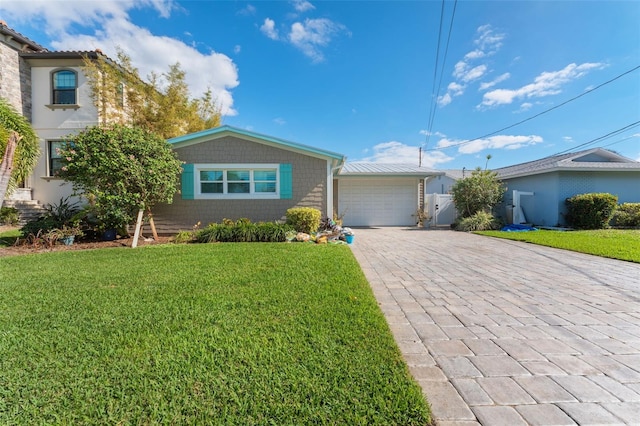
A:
345,234,354,244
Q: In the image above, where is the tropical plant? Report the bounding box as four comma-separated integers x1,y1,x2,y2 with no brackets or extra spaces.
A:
455,211,502,232
0,98,39,206
451,168,506,218
57,125,182,232
82,50,221,139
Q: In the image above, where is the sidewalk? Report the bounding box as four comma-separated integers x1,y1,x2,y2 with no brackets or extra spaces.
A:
350,227,640,425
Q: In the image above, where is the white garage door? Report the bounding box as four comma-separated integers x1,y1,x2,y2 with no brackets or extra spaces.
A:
338,178,418,226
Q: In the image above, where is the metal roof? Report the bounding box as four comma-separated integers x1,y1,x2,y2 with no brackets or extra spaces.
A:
339,162,443,177
495,148,640,179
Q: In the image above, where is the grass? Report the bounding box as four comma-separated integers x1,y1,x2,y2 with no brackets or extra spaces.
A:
0,243,431,425
476,228,640,263
0,227,20,247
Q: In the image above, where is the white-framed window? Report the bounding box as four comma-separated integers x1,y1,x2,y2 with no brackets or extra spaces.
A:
51,69,78,105
196,164,279,199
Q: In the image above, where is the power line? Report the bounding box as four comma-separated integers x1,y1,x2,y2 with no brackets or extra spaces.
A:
426,64,640,152
553,120,640,155
425,0,457,151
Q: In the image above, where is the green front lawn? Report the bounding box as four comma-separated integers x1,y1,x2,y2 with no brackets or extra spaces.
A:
477,229,640,263
0,227,20,247
0,244,430,424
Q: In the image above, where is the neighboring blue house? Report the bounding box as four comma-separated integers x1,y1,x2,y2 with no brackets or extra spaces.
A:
495,148,640,227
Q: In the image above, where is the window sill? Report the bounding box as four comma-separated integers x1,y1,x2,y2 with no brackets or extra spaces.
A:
40,176,64,181
46,104,80,111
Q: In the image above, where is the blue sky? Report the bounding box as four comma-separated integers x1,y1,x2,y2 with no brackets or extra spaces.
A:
2,0,639,169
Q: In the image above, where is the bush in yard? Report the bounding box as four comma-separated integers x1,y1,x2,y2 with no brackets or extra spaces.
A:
611,203,640,228
455,211,502,232
0,206,19,225
20,197,82,237
195,220,295,243
565,192,618,229
451,168,506,218
286,207,321,234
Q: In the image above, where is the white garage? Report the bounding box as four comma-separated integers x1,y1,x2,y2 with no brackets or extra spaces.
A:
335,164,443,227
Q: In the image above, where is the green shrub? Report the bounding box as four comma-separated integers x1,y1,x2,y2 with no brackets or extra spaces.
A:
196,220,295,243
286,207,321,234
0,207,19,226
455,211,502,232
565,193,618,229
612,203,640,228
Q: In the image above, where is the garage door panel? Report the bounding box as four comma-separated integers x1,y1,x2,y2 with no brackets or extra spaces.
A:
338,178,417,226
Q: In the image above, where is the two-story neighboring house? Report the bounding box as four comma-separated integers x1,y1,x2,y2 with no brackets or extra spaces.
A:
1,21,102,216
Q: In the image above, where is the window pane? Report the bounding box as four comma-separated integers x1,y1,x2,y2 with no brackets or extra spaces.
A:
254,170,276,181
53,90,75,104
255,182,276,193
227,170,250,181
54,71,76,89
228,182,250,193
200,170,223,181
201,182,223,193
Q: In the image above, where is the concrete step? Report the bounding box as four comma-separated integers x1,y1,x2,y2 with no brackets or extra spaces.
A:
3,200,47,225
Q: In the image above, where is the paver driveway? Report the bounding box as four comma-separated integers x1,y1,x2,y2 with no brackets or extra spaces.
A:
349,227,640,426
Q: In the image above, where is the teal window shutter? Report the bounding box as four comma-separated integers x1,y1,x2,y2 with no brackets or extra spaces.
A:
279,163,292,199
181,163,195,200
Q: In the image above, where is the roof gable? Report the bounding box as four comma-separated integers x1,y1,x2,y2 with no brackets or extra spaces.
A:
168,125,345,164
496,148,640,179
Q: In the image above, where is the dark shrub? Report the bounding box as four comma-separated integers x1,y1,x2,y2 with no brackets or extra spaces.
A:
612,203,640,228
196,220,295,243
0,206,19,226
565,193,618,229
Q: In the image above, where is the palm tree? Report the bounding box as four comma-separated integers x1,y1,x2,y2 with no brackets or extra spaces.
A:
0,98,39,207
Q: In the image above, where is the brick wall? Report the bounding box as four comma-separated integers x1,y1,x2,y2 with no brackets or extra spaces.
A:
152,135,329,232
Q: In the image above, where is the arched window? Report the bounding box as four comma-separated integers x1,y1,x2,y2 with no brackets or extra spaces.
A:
52,69,77,104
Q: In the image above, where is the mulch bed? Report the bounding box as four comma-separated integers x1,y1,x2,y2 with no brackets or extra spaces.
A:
0,226,173,257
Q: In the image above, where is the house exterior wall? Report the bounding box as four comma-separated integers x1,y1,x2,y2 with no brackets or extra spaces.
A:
153,135,330,232
503,170,640,226
0,41,32,119
502,173,560,226
425,174,457,194
28,62,99,206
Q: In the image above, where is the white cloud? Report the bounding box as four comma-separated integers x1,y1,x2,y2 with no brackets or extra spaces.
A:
237,4,256,16
359,141,453,167
420,130,446,138
437,92,452,107
474,24,505,52
464,49,485,60
480,62,605,107
479,72,510,91
234,45,241,54
273,117,286,125
436,134,543,154
563,136,574,143
260,18,279,40
291,0,315,13
0,0,239,116
517,102,533,112
288,18,346,63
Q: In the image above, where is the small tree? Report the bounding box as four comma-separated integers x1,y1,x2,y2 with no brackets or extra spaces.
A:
451,168,506,218
0,98,39,207
82,51,221,139
57,125,182,240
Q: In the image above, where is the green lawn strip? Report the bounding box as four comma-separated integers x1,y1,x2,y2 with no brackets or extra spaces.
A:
0,228,20,247
476,229,640,263
0,243,430,424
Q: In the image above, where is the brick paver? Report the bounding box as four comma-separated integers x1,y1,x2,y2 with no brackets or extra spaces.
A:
349,228,640,425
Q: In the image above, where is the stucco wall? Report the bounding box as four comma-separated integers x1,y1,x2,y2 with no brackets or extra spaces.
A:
28,63,99,206
153,136,330,232
502,173,560,226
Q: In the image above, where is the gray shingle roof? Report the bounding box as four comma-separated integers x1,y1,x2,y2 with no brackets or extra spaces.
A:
495,148,640,179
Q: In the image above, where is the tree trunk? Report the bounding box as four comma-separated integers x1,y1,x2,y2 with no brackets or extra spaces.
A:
0,131,21,208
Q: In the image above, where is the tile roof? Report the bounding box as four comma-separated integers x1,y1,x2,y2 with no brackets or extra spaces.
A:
0,21,47,52
495,148,640,179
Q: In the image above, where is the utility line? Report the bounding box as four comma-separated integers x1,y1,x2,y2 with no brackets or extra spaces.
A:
425,0,457,151
424,0,447,153
425,64,640,152
552,120,640,156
